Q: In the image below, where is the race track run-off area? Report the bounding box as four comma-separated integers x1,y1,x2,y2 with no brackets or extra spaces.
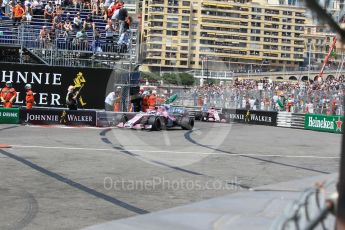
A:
0,122,341,230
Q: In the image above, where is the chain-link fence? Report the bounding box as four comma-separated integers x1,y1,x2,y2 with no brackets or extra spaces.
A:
174,85,344,115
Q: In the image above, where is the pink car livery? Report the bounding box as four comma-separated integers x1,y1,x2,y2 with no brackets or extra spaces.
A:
117,106,194,131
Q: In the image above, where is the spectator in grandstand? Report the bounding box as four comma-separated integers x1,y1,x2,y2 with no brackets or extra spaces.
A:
7,0,15,19
120,15,131,35
0,0,6,17
91,0,98,16
63,19,73,32
63,20,73,42
92,28,102,52
12,1,24,26
39,26,51,46
31,0,43,15
64,12,72,21
83,14,95,30
74,29,88,47
117,29,130,53
49,26,56,41
105,19,115,43
103,0,112,20
52,13,63,29
54,3,63,16
22,3,33,23
113,7,127,32
73,12,82,30
44,1,54,20
108,0,123,20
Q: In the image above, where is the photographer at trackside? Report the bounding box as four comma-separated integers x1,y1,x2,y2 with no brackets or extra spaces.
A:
66,85,79,110
1,81,17,108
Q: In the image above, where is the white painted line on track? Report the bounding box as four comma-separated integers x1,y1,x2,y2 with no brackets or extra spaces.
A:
9,145,340,159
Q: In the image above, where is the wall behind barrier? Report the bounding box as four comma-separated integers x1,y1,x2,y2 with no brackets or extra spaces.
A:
0,63,118,109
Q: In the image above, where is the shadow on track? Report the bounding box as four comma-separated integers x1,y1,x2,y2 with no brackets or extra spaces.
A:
99,129,205,176
0,125,19,132
0,149,149,215
184,130,331,175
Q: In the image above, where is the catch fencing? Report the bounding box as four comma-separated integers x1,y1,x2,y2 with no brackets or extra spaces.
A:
174,87,344,116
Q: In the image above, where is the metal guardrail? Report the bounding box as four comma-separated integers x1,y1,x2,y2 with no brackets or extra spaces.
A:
272,182,337,230
0,19,138,68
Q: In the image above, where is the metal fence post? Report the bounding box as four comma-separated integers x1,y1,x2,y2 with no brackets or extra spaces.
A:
337,105,345,229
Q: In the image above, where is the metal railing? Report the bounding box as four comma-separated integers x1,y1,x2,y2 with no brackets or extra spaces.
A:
0,21,138,68
173,86,345,115
272,181,337,230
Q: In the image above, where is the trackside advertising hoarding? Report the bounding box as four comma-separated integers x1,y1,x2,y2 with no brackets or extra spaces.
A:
20,108,96,126
305,114,343,134
0,63,120,109
222,109,277,126
0,107,19,124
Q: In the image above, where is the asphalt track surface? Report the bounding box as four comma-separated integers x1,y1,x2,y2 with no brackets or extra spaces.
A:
0,122,341,230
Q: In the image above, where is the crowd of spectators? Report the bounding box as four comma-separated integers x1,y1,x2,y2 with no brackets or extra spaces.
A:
178,77,345,115
0,0,132,52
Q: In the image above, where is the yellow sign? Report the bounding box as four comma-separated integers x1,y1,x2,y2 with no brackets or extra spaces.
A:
72,72,87,107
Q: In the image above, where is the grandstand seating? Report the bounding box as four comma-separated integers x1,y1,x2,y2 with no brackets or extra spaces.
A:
0,3,137,67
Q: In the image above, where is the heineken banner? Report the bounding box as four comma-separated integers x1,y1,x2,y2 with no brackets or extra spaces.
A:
0,107,19,124
0,63,134,109
20,108,96,126
222,109,277,126
305,114,343,134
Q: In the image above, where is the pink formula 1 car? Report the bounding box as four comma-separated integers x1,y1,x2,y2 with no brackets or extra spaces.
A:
117,106,194,131
201,107,229,123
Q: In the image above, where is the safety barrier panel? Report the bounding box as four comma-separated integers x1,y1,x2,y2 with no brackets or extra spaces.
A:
0,107,20,124
222,109,278,126
20,108,96,126
305,114,343,134
96,111,137,127
277,112,305,129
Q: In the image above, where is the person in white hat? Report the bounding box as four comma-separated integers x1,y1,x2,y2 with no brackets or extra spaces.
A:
0,81,17,108
25,84,35,109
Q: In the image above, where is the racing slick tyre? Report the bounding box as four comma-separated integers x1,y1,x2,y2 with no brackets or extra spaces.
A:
148,116,162,131
114,114,128,125
201,112,208,122
181,117,194,130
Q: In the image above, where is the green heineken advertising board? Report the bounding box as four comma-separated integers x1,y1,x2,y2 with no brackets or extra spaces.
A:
0,108,20,124
305,114,343,134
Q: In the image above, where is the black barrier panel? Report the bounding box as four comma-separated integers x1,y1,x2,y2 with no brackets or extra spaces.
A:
222,109,277,126
20,108,96,126
0,63,139,109
96,111,137,127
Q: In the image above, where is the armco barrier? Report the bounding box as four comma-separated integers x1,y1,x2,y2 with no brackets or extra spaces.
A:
96,111,137,127
20,108,96,126
277,112,305,129
222,109,277,126
305,113,343,134
0,107,20,124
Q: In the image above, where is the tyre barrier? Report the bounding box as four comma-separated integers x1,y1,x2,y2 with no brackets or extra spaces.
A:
277,112,304,129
